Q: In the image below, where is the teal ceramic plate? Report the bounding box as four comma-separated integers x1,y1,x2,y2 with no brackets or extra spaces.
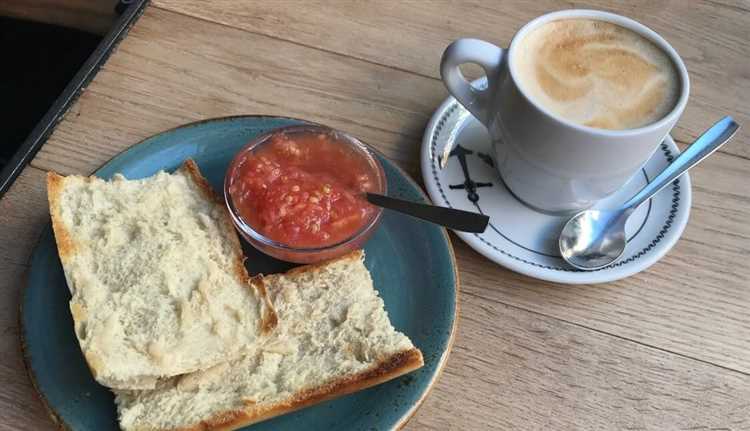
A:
21,116,458,430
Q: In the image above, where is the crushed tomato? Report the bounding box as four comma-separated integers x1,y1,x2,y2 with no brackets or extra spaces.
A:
228,132,378,248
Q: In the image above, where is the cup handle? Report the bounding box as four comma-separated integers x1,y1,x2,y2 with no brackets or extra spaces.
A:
440,38,505,126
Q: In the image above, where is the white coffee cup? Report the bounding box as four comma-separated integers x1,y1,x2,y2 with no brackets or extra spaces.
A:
440,9,690,213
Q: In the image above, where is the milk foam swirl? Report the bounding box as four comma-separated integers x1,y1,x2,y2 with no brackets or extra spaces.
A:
516,19,679,130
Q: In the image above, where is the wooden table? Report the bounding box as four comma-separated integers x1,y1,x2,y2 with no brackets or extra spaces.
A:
2,1,749,429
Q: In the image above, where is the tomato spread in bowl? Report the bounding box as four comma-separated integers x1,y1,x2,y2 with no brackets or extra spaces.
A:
225,124,385,263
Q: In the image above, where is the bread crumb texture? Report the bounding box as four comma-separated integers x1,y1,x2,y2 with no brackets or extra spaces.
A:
116,252,419,430
50,167,267,389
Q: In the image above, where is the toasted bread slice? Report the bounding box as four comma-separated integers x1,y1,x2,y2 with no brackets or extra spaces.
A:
47,160,276,389
115,251,423,430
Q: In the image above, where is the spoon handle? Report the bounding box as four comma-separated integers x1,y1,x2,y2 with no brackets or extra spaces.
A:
365,193,489,233
623,116,740,212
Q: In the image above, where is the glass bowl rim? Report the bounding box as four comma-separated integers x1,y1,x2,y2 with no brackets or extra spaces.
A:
224,123,387,253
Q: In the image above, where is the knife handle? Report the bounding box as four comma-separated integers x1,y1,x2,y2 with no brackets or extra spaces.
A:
366,193,489,233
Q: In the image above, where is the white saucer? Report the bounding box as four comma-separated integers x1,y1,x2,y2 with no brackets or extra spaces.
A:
420,98,692,284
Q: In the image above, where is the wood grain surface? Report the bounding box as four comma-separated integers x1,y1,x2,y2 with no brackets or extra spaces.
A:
411,287,750,430
0,168,51,266
1,2,749,430
0,167,63,431
152,0,750,159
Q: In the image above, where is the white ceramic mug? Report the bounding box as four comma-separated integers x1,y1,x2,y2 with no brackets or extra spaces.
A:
440,9,690,213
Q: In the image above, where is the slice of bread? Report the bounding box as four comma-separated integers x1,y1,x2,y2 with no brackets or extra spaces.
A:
115,251,423,431
47,160,277,390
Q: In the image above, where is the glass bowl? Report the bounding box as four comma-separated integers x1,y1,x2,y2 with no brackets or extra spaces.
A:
224,124,386,263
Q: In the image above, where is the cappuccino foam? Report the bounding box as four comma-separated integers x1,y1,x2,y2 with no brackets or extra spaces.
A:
515,19,679,130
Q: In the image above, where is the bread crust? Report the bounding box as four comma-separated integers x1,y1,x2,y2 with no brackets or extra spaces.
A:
166,348,424,431
46,172,76,262
179,160,277,335
250,276,278,335
48,171,107,382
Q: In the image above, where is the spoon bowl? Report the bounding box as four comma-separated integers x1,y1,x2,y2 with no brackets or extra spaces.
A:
559,209,629,270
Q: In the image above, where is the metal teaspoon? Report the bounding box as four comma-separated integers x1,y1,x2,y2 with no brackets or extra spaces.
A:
559,116,740,270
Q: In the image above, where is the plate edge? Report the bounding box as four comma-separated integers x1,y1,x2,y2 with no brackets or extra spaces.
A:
20,226,73,431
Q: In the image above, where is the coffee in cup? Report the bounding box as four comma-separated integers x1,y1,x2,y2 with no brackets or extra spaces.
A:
514,19,680,130
440,10,690,213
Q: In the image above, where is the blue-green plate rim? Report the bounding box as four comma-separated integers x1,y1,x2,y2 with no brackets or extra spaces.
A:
20,114,460,430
